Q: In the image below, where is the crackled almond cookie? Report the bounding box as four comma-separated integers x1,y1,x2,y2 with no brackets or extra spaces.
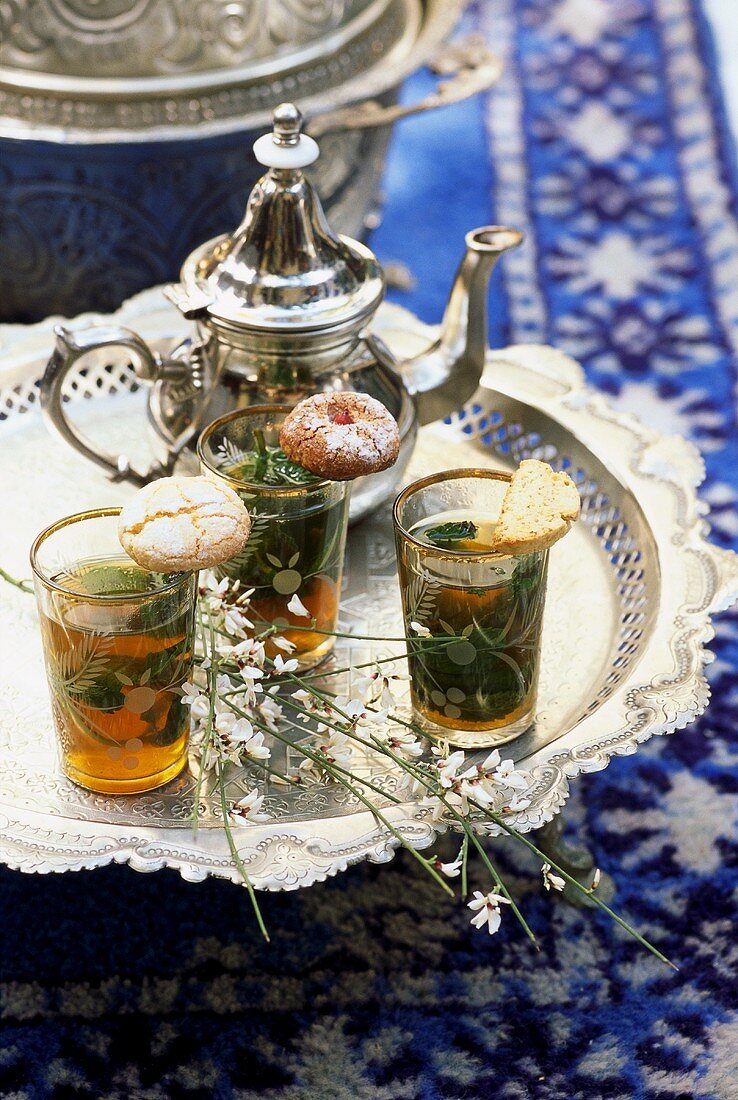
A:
492,460,580,553
279,392,400,481
119,476,251,572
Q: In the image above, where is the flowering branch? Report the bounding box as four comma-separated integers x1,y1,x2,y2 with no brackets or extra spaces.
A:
184,574,675,966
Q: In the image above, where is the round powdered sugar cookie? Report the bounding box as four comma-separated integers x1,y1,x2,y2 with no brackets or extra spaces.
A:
119,476,251,572
279,392,400,481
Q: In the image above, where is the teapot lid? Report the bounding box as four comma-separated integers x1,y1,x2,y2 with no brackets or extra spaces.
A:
177,103,385,335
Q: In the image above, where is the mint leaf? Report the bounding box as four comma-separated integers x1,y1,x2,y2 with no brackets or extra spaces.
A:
229,446,317,487
423,521,478,546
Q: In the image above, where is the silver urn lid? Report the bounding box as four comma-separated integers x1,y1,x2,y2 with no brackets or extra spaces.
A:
174,103,385,341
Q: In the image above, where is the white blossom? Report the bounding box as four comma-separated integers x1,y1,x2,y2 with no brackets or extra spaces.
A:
504,793,531,812
303,729,355,774
333,695,366,721
215,672,236,695
237,729,271,761
436,852,463,878
542,863,566,892
386,728,423,760
492,758,529,791
214,707,238,736
458,775,495,812
224,606,254,637
360,705,390,726
198,571,231,606
228,716,254,742
231,789,270,823
272,635,297,653
420,795,447,823
410,621,432,637
436,751,467,789
352,666,408,712
351,672,376,701
229,638,266,668
272,653,299,674
287,593,311,618
480,749,501,772
181,682,210,721
379,683,398,713
258,694,283,730
468,890,511,935
236,664,264,706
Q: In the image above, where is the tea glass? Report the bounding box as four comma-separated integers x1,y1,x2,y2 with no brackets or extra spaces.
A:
393,469,549,745
198,405,350,669
31,508,197,794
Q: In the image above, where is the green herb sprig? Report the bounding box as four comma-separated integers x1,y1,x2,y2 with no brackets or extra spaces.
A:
423,520,479,545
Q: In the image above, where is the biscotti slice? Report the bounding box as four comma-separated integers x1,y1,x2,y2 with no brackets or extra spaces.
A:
492,460,580,553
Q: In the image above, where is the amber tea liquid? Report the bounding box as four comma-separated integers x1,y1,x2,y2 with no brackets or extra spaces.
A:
39,557,194,794
400,510,547,732
220,449,349,667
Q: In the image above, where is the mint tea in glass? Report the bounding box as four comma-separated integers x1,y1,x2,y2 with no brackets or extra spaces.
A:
31,508,197,793
393,469,548,744
198,405,350,669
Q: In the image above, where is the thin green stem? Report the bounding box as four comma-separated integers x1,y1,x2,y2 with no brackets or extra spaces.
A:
291,644,450,682
246,712,404,807
223,698,452,897
247,753,301,789
0,568,33,594
217,761,270,942
186,590,675,966
248,614,429,644
461,833,469,900
276,686,537,945
279,675,672,964
465,828,538,949
466,797,677,971
191,607,217,838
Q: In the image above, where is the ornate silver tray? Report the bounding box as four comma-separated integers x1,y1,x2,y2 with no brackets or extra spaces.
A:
1,290,737,890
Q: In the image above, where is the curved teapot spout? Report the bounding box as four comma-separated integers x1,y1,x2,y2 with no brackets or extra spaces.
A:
400,226,523,425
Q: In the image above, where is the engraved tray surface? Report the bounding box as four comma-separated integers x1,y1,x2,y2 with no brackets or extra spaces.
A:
1,293,737,890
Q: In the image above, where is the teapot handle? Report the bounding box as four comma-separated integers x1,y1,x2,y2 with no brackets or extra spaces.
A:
307,35,502,138
40,324,175,486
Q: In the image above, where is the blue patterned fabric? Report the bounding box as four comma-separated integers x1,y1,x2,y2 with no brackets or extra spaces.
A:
2,1,738,1097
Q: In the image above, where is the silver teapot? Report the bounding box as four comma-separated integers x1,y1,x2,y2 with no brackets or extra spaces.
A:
41,103,522,521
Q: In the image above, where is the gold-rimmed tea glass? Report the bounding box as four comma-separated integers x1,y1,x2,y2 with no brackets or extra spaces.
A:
393,469,549,745
31,508,197,794
198,405,350,670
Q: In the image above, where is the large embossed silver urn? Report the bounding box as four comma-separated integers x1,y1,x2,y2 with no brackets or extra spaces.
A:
40,103,522,521
0,0,499,322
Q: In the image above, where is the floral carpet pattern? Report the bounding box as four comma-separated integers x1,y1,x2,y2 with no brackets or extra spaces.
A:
2,0,738,1097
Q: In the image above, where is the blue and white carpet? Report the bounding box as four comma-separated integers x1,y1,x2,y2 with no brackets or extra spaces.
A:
2,1,738,1097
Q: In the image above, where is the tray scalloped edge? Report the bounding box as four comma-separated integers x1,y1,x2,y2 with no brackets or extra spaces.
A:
0,294,736,890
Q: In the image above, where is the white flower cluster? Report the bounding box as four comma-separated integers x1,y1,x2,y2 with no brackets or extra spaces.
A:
419,747,533,823
184,574,287,817
183,669,275,772
186,576,537,939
